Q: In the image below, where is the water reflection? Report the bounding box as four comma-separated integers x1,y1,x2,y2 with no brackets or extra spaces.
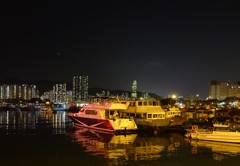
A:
0,109,73,134
68,127,190,161
2,109,240,165
191,140,240,161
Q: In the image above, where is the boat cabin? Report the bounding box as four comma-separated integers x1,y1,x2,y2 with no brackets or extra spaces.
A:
77,103,129,120
119,100,166,120
165,107,181,119
213,124,232,132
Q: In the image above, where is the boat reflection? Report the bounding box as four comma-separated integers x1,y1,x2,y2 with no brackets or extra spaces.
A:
70,128,137,159
191,140,240,160
69,127,188,160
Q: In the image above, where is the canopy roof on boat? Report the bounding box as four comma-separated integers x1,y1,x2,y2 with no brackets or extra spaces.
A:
83,102,128,111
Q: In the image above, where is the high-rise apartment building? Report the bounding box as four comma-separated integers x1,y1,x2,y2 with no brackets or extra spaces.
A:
42,90,55,102
209,80,240,100
53,84,67,103
72,75,88,101
41,83,67,102
0,84,38,100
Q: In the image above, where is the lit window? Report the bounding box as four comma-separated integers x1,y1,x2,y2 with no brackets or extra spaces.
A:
148,114,152,118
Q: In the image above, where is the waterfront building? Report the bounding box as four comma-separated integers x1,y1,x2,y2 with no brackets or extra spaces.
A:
0,84,38,100
131,80,137,99
209,80,240,100
72,75,88,101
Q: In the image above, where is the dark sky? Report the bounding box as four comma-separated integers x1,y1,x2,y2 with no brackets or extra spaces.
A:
1,0,240,98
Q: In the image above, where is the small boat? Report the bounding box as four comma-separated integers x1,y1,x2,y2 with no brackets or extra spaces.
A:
39,106,54,114
67,102,138,133
164,107,182,119
52,102,67,111
188,123,240,143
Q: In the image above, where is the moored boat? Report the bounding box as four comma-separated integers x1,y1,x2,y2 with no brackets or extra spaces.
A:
39,106,54,114
116,99,171,134
67,102,138,133
52,102,67,111
189,123,240,143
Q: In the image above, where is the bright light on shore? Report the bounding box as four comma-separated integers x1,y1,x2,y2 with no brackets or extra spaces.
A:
171,94,177,99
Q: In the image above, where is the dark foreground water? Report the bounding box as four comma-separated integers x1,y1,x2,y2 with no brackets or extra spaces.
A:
1,110,240,166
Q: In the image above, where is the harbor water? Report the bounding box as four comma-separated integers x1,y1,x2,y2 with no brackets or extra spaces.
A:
1,109,240,166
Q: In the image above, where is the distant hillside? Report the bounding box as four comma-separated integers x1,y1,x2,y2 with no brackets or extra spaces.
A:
0,77,162,99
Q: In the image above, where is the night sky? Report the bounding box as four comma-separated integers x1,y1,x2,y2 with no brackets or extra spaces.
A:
1,0,240,98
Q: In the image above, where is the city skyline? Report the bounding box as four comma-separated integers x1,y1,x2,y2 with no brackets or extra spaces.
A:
1,1,240,98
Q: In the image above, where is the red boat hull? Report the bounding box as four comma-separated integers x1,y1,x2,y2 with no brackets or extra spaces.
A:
68,115,115,132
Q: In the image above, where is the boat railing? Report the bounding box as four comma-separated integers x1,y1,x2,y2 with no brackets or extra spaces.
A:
190,125,213,134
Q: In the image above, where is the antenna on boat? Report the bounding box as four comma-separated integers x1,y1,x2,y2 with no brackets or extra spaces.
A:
116,95,120,101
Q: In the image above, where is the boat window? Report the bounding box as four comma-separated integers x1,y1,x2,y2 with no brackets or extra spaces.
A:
136,113,142,118
143,113,147,119
130,113,135,117
85,109,98,115
153,101,156,106
215,127,231,132
153,114,158,118
148,114,152,118
144,101,147,106
148,101,153,105
158,114,162,118
105,110,110,119
109,110,116,115
138,102,142,106
130,102,136,107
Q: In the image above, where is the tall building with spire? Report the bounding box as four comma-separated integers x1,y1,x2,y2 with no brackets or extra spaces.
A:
131,80,137,99
72,75,88,101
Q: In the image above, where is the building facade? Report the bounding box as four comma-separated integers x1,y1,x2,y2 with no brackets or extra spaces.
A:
53,84,67,103
72,75,88,101
209,80,240,100
41,83,67,103
0,84,38,100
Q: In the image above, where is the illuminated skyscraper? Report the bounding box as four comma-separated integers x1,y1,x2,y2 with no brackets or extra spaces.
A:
131,80,137,99
72,75,88,101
